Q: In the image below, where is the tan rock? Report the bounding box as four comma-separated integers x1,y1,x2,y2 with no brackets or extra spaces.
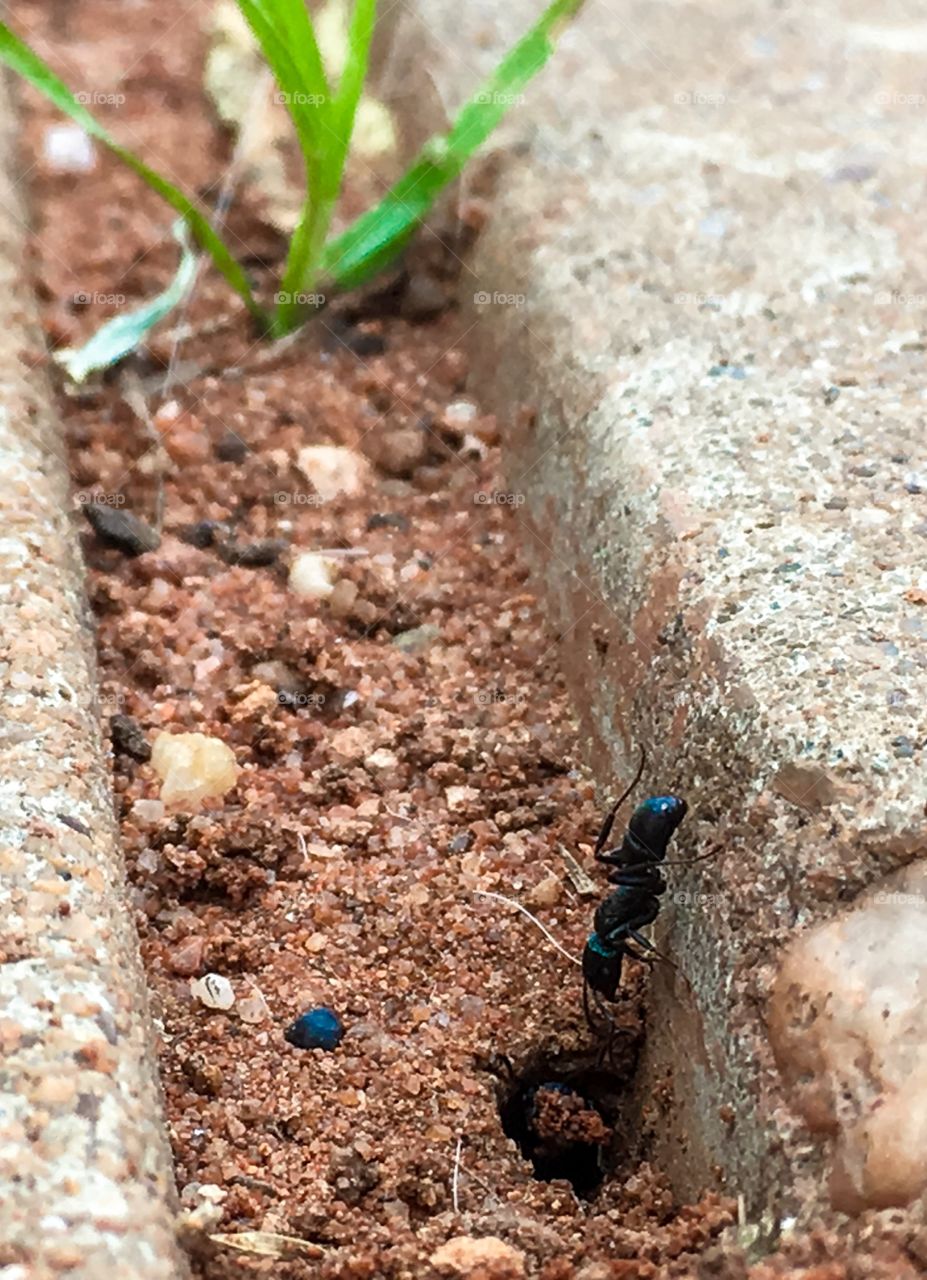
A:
527,874,562,907
151,732,240,808
289,552,336,601
330,726,376,763
430,1235,525,1278
296,445,370,501
770,862,927,1211
445,785,479,812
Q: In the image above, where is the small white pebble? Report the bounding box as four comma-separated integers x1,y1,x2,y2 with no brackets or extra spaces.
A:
238,980,271,1025
296,445,369,501
289,552,336,600
460,433,488,460
43,123,96,173
180,1182,226,1203
153,400,182,428
365,748,399,772
194,654,222,680
131,799,165,825
190,973,235,1011
38,1216,67,1233
443,399,479,428
446,785,479,811
136,847,160,874
197,1184,228,1205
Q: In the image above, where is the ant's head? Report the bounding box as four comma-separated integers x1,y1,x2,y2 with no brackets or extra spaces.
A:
629,794,688,860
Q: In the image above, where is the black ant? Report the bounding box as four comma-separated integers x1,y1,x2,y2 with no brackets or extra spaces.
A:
582,750,710,1046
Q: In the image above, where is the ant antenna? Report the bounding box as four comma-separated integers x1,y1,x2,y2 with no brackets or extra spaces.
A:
593,745,646,857
661,843,725,869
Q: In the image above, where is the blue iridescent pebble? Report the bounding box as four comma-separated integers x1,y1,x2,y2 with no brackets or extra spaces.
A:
285,1006,344,1051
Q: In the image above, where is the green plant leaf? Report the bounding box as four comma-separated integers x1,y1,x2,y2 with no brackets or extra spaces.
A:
0,19,264,323
258,0,330,104
272,0,378,334
55,223,198,382
327,0,377,188
232,0,329,161
321,0,584,291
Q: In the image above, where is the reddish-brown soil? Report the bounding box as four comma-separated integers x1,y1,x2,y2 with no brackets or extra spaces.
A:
14,1,927,1278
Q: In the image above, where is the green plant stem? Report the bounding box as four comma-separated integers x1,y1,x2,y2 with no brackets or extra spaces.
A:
272,0,378,336
273,182,337,336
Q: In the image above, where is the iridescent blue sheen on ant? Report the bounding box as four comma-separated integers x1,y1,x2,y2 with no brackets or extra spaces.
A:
642,795,684,816
285,1006,344,1051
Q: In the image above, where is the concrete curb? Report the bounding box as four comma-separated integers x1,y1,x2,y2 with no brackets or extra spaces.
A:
0,73,188,1278
399,0,927,1223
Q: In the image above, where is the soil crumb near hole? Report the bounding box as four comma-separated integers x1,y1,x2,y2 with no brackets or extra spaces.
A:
493,1048,629,1199
20,2,921,1278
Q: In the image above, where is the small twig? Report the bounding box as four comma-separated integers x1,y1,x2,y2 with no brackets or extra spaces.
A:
159,311,241,345
311,547,370,558
211,327,305,383
452,1135,463,1214
459,1164,496,1200
473,890,581,967
118,368,169,534
558,843,598,897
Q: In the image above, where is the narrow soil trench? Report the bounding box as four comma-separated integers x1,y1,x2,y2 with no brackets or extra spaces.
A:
16,1,736,1274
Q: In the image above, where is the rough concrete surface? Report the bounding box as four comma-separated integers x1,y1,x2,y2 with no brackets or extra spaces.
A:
0,72,188,1279
400,0,927,1227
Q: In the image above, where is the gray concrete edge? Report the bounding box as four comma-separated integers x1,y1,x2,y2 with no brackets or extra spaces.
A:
0,70,189,1279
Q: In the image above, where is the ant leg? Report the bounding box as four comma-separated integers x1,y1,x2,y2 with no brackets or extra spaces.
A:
583,985,628,1071
593,805,623,861
593,747,646,858
583,982,614,1033
583,981,597,1032
590,994,619,1068
626,930,678,970
628,929,660,956
483,1052,516,1084
583,983,617,1062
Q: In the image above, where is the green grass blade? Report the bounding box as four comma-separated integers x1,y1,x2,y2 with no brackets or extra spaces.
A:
233,0,328,160
55,222,197,382
320,0,584,290
0,19,263,323
325,0,377,191
318,156,441,288
272,0,378,334
256,0,330,107
444,0,582,153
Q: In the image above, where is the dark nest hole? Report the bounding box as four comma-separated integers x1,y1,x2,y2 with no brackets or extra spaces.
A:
489,1035,643,1197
